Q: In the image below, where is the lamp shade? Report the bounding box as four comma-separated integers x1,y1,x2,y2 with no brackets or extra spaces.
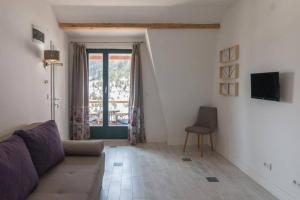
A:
44,50,60,63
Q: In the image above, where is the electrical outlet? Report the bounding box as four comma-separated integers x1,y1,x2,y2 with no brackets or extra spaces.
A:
293,180,300,187
43,80,49,84
263,162,272,171
264,162,267,167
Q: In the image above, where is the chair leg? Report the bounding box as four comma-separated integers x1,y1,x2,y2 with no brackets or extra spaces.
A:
197,134,200,151
183,132,189,152
210,134,214,151
200,134,204,157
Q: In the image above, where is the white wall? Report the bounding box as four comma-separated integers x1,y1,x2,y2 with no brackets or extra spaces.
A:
0,0,69,139
141,41,168,143
69,30,219,145
146,29,218,145
213,0,300,199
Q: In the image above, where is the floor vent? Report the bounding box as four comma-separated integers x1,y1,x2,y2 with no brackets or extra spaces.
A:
206,177,219,182
113,162,123,167
182,157,192,161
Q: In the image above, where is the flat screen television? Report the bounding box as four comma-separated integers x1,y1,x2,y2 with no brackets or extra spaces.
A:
251,72,280,101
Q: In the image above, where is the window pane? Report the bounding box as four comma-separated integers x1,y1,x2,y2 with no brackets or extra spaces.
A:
108,53,131,126
88,53,103,126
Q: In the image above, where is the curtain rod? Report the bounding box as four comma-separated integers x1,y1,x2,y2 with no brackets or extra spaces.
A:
70,41,144,44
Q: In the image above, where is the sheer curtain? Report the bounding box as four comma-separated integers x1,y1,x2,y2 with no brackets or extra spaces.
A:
128,44,146,144
70,43,90,140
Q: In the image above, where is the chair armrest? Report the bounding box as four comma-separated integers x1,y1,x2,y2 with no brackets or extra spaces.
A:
62,140,104,156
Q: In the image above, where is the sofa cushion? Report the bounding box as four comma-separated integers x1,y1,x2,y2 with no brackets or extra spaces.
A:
27,155,105,200
0,135,39,200
15,120,65,176
63,140,104,156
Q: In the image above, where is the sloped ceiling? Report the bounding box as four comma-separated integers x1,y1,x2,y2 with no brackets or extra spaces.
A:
49,0,236,23
65,29,146,38
48,0,235,6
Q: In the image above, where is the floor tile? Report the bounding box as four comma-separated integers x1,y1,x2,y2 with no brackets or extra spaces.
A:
100,144,278,200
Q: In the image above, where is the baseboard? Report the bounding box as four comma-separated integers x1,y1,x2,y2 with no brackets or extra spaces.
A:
147,135,167,143
216,150,296,200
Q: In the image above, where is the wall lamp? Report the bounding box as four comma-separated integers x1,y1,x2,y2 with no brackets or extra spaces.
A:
43,41,63,68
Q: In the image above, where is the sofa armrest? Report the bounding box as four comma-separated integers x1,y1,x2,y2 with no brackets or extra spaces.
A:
62,140,104,156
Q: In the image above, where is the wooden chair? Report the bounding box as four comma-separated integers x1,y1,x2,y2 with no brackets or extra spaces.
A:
183,106,217,157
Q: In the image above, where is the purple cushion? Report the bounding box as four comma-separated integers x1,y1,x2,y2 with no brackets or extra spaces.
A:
15,120,65,176
0,135,39,200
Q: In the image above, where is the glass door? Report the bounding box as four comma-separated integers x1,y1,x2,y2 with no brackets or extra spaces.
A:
87,49,132,139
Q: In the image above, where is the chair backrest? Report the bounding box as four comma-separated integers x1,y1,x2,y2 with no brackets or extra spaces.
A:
194,106,217,131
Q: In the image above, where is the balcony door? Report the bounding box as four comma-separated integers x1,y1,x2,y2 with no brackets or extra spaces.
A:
87,49,132,139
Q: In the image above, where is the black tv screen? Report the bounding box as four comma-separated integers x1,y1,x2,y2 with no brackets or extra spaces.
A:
251,72,280,101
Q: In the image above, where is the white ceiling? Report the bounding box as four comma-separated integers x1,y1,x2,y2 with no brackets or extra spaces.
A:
48,0,235,7
49,0,236,38
53,5,233,23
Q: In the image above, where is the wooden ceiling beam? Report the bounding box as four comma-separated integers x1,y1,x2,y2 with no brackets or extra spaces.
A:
59,22,220,29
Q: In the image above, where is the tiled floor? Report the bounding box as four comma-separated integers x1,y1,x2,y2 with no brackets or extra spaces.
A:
100,144,278,200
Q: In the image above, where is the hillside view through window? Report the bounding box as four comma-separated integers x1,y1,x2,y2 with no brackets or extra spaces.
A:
89,52,131,126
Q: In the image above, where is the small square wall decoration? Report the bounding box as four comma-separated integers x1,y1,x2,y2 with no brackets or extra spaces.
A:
220,66,230,79
219,83,229,96
229,45,239,62
220,48,230,63
219,44,240,97
220,45,239,63
228,83,239,96
220,64,239,80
